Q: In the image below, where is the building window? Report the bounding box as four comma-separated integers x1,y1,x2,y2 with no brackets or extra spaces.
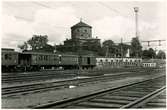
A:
77,29,79,32
85,30,87,32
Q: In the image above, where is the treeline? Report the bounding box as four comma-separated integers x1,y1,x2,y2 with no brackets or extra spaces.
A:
18,35,166,59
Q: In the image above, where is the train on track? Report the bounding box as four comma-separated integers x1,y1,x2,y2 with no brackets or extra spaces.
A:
2,48,96,72
2,48,165,72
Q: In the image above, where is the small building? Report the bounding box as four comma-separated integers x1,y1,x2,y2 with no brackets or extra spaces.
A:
142,62,156,68
59,20,100,52
142,59,166,68
2,48,15,52
96,57,142,68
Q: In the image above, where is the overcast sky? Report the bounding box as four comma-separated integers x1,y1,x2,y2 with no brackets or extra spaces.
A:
2,1,166,51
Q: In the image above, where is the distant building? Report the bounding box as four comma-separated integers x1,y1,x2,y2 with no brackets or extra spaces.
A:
1,48,15,52
59,20,101,53
96,57,142,68
142,59,166,68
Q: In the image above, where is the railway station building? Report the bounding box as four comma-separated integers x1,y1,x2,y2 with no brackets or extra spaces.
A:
57,20,101,53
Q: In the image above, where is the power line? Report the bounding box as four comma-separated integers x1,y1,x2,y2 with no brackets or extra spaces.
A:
32,2,51,9
115,39,166,47
97,2,131,19
14,16,33,22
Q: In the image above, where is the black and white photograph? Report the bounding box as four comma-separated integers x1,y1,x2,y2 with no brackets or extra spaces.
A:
1,0,166,109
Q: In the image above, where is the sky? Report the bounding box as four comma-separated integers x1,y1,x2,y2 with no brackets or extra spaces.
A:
1,1,166,51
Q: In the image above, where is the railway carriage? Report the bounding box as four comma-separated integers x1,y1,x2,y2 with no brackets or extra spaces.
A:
57,54,78,69
1,48,97,72
19,52,60,71
79,55,96,69
1,48,19,72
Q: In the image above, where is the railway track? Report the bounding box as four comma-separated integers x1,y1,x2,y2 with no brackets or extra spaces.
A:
2,68,162,83
2,71,144,97
2,71,77,84
34,75,166,108
2,70,165,98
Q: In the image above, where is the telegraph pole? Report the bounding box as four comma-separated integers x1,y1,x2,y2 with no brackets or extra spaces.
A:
134,7,139,58
105,45,109,58
134,7,139,38
121,37,123,58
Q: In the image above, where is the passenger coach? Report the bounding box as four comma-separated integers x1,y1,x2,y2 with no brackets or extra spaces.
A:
2,48,19,72
1,48,97,72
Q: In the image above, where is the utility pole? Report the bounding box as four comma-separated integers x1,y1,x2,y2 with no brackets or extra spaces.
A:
105,45,109,58
134,7,139,38
134,7,139,58
121,38,123,58
120,38,123,67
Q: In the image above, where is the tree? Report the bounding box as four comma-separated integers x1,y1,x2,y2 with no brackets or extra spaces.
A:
117,43,131,57
102,40,116,57
156,50,166,59
18,42,28,51
18,35,55,52
130,37,142,57
142,48,156,59
27,35,48,50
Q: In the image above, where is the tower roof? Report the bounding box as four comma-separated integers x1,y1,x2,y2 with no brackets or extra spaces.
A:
71,21,92,29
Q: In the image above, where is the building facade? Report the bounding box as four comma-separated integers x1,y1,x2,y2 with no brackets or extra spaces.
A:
62,20,100,53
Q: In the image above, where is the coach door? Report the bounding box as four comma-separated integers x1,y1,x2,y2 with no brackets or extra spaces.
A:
19,54,31,66
87,57,90,65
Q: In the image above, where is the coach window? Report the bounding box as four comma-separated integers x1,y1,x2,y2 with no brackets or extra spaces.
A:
39,55,41,60
54,56,57,61
5,54,8,60
5,54,12,60
59,55,62,62
35,55,37,61
46,56,48,60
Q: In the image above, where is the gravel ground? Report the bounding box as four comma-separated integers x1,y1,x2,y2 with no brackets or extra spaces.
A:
2,74,160,109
